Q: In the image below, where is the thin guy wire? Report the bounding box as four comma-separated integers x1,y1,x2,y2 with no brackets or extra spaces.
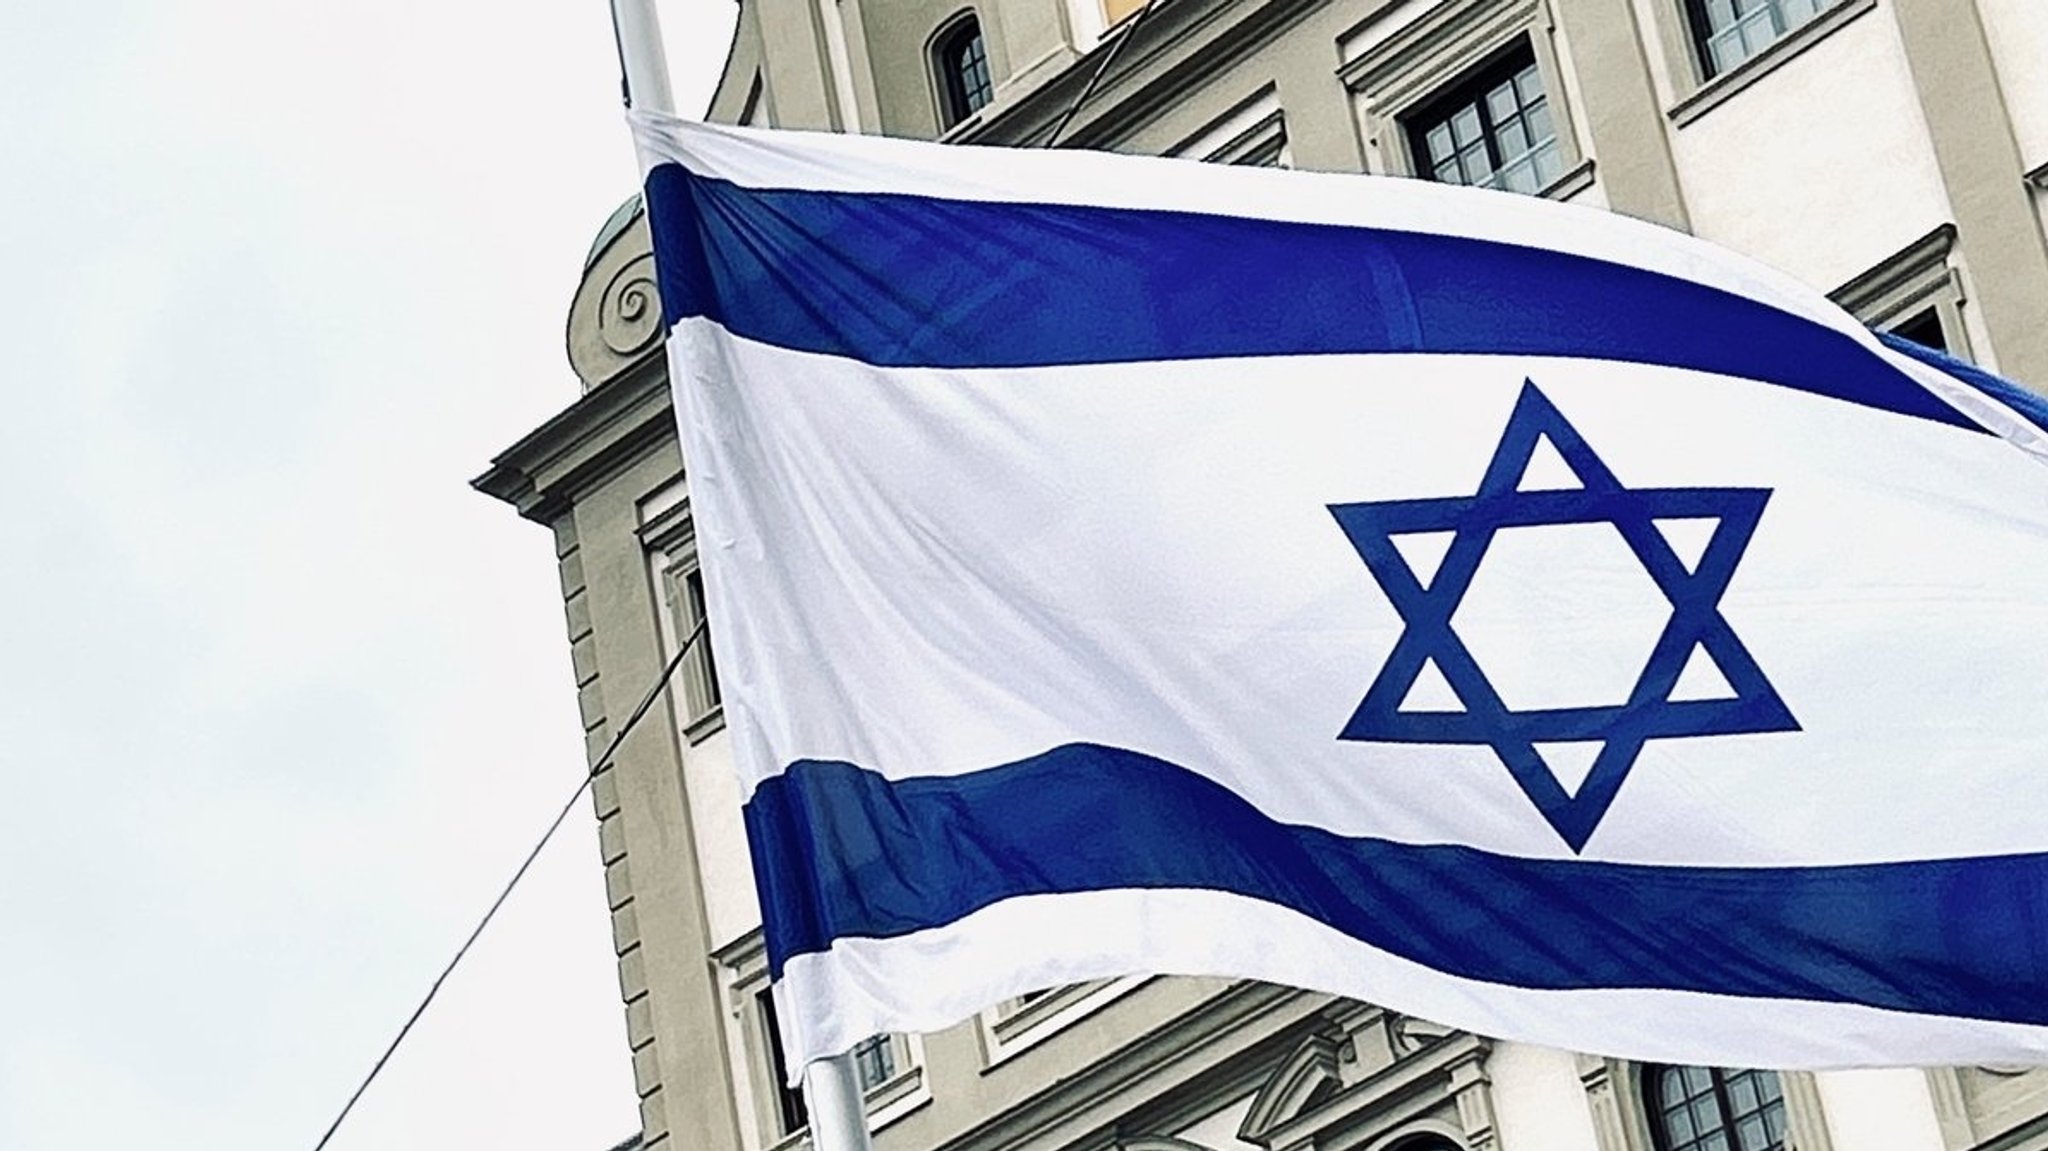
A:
310,618,708,1151
1044,0,1166,148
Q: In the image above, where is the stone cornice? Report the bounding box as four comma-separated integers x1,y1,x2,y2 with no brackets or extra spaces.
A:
471,352,675,523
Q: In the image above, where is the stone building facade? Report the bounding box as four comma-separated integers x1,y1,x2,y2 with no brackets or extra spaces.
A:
477,3,2048,1151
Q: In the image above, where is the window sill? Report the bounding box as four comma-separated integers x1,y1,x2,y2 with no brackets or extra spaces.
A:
1668,0,1876,129
684,704,725,746
1408,157,1592,202
975,976,1149,1069
864,1064,930,1129
1541,157,1597,202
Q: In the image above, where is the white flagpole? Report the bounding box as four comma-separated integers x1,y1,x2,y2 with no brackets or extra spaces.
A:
608,0,674,113
602,4,877,1151
800,1049,880,1151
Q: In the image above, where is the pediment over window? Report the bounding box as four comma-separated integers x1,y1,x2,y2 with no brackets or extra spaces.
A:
1238,1032,1347,1147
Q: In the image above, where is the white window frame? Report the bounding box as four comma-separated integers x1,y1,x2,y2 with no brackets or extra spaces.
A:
639,481,725,744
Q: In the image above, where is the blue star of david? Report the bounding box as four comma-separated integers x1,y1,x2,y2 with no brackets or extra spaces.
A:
1328,381,1798,852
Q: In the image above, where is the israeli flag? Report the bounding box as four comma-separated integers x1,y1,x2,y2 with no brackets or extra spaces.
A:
630,110,2048,1073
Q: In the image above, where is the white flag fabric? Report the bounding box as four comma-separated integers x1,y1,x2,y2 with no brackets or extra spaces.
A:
628,110,2048,1074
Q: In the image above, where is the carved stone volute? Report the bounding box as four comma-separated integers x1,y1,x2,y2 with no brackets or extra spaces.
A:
567,197,665,393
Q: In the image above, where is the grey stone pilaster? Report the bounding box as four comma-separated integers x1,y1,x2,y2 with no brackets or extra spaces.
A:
1270,27,1368,174
1891,0,2048,387
1551,0,1690,230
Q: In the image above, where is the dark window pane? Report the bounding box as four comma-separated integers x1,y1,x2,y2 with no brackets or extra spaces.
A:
684,568,721,707
852,1034,895,1090
757,990,809,1134
1891,307,1948,352
937,17,993,125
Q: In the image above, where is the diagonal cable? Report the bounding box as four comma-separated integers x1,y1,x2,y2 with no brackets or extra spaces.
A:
1045,0,1166,148
311,618,708,1151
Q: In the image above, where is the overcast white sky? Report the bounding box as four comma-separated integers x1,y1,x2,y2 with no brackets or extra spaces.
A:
0,1,736,1147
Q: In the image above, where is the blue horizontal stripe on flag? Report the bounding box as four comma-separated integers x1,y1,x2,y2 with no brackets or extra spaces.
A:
645,163,1974,433
1877,330,2048,435
744,743,2048,1024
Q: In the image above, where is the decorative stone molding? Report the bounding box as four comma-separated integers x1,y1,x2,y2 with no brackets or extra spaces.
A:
1392,1016,1455,1057
1926,1066,2048,1151
1240,1032,1350,1146
568,203,666,394
1830,224,1973,359
1445,1045,1497,1151
1928,1068,1982,1151
1239,1017,1489,1151
599,252,663,359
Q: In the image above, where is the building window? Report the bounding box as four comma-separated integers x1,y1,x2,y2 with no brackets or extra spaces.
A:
934,14,994,127
1647,1066,1788,1151
720,930,929,1145
659,557,723,729
1405,46,1563,195
753,988,910,1137
1685,0,1826,77
1888,307,1947,354
1832,225,1973,362
1342,3,1591,200
851,1034,896,1089
679,565,720,709
756,988,809,1137
639,480,725,742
